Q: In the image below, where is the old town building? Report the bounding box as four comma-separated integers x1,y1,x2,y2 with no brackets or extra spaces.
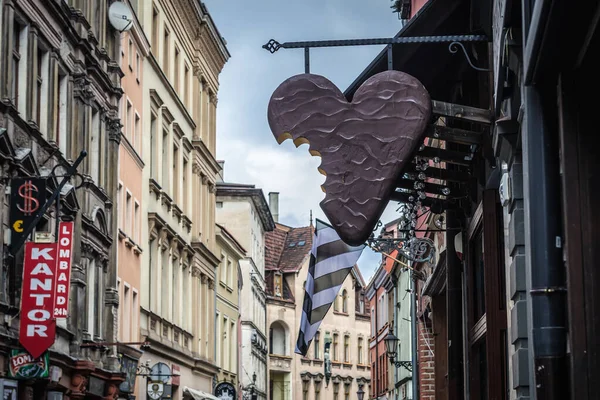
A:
264,207,371,400
115,1,150,398
137,0,229,397
215,222,246,394
0,0,124,397
216,180,275,400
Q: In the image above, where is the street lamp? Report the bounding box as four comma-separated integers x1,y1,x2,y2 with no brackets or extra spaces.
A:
357,384,365,400
384,331,413,372
384,332,399,359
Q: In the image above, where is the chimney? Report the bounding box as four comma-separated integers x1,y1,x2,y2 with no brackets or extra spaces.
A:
269,192,279,223
217,160,225,182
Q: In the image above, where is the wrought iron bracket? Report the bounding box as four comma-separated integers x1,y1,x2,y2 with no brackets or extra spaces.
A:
9,150,87,256
392,360,413,373
262,35,488,73
448,41,490,72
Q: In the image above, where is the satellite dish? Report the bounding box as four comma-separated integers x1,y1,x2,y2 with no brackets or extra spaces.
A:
108,1,133,32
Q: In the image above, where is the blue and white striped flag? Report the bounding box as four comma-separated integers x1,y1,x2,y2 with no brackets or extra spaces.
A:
295,219,365,356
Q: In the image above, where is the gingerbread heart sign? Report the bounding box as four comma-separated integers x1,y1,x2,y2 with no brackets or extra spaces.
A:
267,70,432,245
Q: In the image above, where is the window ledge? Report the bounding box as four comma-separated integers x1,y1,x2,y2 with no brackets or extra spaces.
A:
333,311,349,316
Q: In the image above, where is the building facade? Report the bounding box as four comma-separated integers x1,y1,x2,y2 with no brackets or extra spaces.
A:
0,0,124,397
215,223,246,395
264,208,371,400
116,2,151,398
216,181,275,400
137,0,229,397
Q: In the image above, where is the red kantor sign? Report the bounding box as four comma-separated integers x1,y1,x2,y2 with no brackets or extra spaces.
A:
54,221,73,318
19,242,57,359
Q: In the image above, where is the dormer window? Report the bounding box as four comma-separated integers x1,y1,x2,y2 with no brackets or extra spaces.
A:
274,272,282,297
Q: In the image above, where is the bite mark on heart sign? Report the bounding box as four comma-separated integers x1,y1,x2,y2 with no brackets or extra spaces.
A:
267,70,432,245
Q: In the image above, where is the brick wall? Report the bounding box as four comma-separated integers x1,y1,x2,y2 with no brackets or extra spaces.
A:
417,319,435,399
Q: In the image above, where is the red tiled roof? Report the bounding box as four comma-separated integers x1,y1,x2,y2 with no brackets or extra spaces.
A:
265,223,313,272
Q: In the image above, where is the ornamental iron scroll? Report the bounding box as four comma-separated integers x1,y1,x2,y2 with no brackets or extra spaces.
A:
366,235,436,264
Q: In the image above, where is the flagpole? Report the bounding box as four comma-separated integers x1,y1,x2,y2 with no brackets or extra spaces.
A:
366,243,416,272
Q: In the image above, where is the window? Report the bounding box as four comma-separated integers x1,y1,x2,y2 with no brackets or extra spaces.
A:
12,21,22,106
314,331,321,359
182,157,188,213
163,27,170,76
298,240,306,246
227,259,233,287
132,289,138,341
274,273,282,297
333,333,338,361
136,52,141,80
344,335,349,363
216,201,223,208
162,129,169,186
371,308,375,337
134,113,141,151
134,201,140,243
36,47,45,127
125,191,132,233
123,284,131,340
150,113,157,177
333,383,339,400
315,383,321,400
173,145,180,203
117,183,123,230
215,313,221,366
128,38,133,69
90,109,101,183
222,317,228,371
269,321,287,355
125,100,132,140
184,64,190,107
342,289,348,313
333,296,339,312
56,71,68,153
358,337,363,364
359,296,365,314
174,46,180,92
230,321,235,371
152,6,159,49
86,259,103,338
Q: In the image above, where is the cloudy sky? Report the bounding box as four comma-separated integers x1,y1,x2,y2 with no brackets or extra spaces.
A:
205,0,405,282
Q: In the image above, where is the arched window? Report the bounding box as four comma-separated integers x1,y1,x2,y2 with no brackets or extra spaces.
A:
269,321,288,355
333,296,339,312
342,290,348,313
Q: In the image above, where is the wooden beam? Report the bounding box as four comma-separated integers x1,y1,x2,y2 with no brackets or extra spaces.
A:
432,100,492,125
426,125,483,145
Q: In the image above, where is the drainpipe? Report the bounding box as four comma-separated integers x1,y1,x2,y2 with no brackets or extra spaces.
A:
374,288,379,399
522,85,567,399
410,264,418,400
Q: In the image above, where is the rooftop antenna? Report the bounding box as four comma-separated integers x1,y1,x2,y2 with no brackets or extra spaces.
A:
310,210,313,227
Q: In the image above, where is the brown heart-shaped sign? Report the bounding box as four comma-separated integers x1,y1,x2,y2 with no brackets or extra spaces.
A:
267,70,431,245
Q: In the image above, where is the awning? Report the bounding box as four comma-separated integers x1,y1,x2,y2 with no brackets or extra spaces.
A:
183,386,220,400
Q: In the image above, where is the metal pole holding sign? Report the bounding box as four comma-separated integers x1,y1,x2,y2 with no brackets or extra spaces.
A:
10,150,87,256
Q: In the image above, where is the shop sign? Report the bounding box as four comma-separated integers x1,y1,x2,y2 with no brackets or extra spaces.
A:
9,178,47,247
215,382,236,400
147,382,164,399
118,354,139,393
19,242,57,359
53,221,74,318
7,349,49,379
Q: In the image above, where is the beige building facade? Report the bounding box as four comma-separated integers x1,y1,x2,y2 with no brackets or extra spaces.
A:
216,181,275,400
137,0,229,397
215,223,246,393
116,3,151,398
265,215,372,400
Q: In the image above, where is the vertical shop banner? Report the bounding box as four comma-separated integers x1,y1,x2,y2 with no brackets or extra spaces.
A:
9,178,47,247
54,221,74,318
19,242,57,359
